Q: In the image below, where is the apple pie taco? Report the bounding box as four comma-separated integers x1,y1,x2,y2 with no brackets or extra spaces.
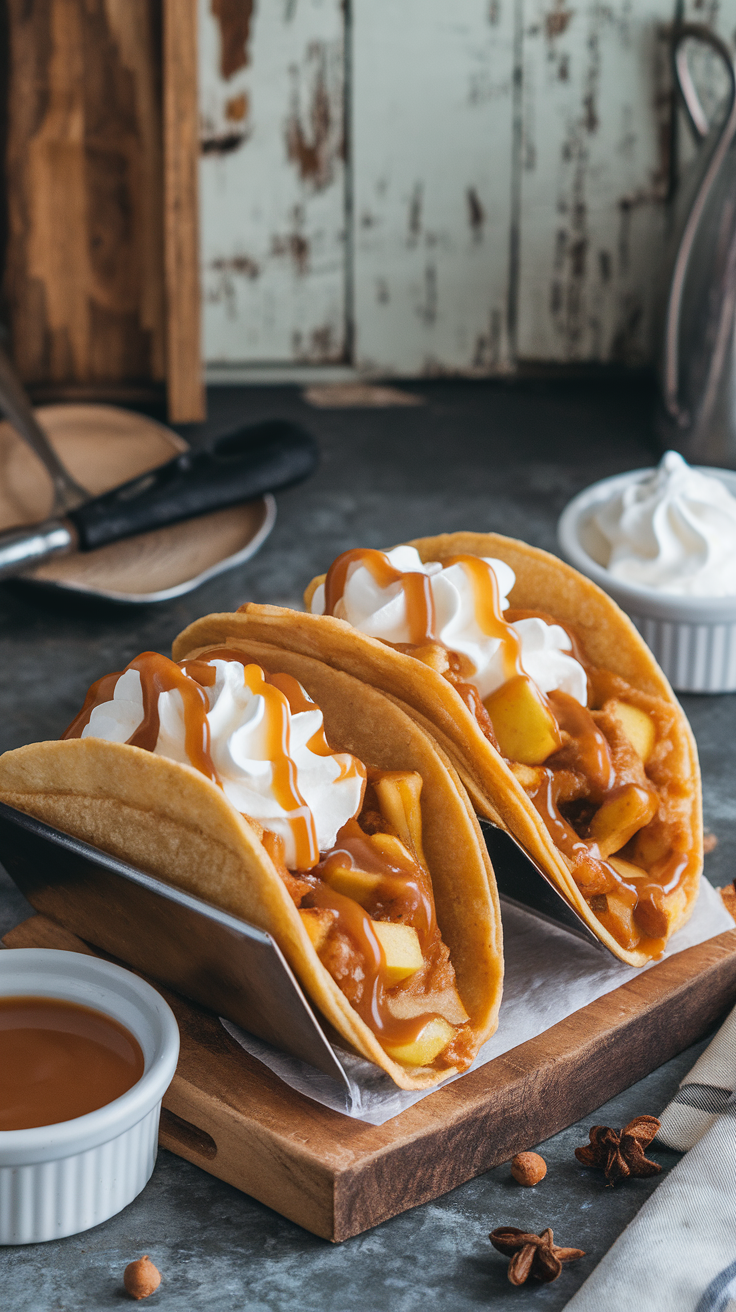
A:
0,641,502,1090
172,533,703,967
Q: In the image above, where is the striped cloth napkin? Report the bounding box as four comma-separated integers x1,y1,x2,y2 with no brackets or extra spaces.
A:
564,999,736,1312
656,1003,736,1153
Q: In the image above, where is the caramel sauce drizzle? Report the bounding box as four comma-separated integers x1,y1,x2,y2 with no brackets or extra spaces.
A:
323,548,529,682
527,769,652,952
505,607,590,676
63,645,457,1054
315,820,436,947
547,690,614,801
307,884,440,1046
240,662,319,869
525,754,675,952
323,548,437,645
443,554,524,683
62,670,126,740
64,652,217,782
307,820,444,1045
64,649,369,870
196,650,359,781
651,850,691,895
527,770,595,871
324,548,535,700
267,670,348,770
263,816,456,1051
320,544,689,949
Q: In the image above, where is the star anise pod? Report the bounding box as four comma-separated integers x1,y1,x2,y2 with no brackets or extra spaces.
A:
575,1114,662,1185
489,1227,585,1285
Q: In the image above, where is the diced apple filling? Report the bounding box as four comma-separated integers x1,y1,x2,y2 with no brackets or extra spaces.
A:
371,920,424,984
588,886,639,951
322,863,383,904
484,676,561,766
600,857,686,941
608,855,647,882
372,771,426,865
588,784,658,857
509,761,545,790
606,701,656,763
459,631,679,953
302,906,425,988
636,889,687,939
321,830,421,905
369,831,420,870
383,1016,456,1067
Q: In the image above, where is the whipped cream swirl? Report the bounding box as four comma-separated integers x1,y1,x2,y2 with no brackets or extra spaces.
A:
593,451,736,597
82,658,365,869
310,545,588,705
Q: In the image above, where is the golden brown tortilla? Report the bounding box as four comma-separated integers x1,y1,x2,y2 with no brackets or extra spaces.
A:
0,644,502,1089
171,532,702,966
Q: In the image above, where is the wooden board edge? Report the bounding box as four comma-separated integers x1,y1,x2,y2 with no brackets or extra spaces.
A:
163,0,206,422
328,929,736,1238
160,1080,338,1241
150,928,736,1240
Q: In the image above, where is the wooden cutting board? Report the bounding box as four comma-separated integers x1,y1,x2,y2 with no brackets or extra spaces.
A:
5,912,736,1243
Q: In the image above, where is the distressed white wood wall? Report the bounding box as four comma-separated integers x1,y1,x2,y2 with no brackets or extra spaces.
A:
199,0,736,375
351,0,515,375
200,0,346,363
516,3,672,365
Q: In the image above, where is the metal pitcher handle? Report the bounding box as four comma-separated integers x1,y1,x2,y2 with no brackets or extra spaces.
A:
664,24,736,424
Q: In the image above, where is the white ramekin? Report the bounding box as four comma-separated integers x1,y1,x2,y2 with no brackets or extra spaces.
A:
557,466,736,694
0,948,179,1244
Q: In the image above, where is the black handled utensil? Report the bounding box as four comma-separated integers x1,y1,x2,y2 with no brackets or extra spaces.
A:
0,419,319,581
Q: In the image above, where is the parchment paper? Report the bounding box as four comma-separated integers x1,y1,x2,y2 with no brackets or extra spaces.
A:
221,879,733,1126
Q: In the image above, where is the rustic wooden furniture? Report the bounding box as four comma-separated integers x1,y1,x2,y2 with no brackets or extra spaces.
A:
3,0,203,422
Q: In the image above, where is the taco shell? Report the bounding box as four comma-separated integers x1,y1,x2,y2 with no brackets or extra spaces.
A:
0,643,502,1090
171,532,702,967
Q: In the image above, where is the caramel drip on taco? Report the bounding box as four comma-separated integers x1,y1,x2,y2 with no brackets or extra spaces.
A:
325,547,438,645
3,645,503,1087
171,532,702,966
63,651,323,868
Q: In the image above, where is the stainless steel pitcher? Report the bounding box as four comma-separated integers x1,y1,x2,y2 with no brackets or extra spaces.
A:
658,23,736,467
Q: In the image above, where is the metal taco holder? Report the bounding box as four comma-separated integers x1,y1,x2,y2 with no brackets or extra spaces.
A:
480,820,617,956
0,801,618,1092
0,801,353,1092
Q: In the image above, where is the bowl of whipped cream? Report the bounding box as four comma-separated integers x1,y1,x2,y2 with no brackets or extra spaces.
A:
557,451,736,693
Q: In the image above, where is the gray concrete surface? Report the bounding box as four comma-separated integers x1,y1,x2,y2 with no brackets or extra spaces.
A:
0,376,732,1310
